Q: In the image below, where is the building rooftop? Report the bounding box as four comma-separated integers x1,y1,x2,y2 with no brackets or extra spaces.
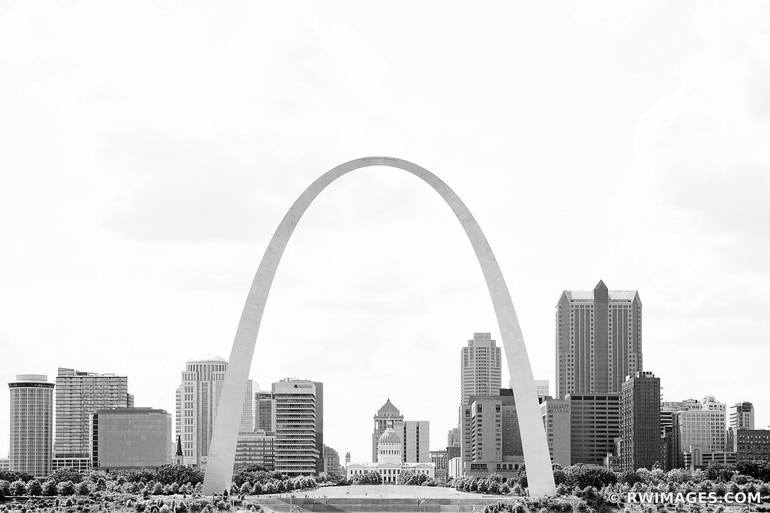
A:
375,398,402,418
186,353,227,363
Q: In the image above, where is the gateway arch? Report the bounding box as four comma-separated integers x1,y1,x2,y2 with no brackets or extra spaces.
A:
203,157,556,496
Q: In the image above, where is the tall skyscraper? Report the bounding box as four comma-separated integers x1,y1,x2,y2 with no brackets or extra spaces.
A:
175,355,254,467
620,371,661,472
9,374,54,477
272,378,322,476
461,333,502,404
556,281,642,399
54,367,131,470
729,402,755,431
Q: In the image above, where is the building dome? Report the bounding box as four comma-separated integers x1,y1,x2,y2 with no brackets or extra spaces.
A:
378,428,402,445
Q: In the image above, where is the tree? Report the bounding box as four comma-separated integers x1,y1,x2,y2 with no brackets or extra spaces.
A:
50,467,83,484
42,479,57,496
26,479,43,495
76,480,91,495
0,471,33,483
57,480,76,495
10,479,26,496
239,482,253,495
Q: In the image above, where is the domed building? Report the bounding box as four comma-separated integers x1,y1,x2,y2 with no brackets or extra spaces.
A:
346,427,434,483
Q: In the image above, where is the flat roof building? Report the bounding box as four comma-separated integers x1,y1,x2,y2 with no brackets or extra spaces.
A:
91,407,172,470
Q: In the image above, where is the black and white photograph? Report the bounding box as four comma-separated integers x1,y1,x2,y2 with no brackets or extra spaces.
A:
1,2,769,512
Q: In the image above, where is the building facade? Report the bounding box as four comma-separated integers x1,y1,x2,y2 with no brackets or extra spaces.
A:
8,374,54,477
54,367,131,470
461,333,502,404
540,397,571,466
255,391,277,434
91,408,172,469
272,379,322,476
731,429,770,462
430,449,448,481
346,428,434,483
620,371,660,471
175,355,254,467
402,420,430,463
371,399,404,462
323,445,341,479
555,281,642,399
569,393,620,466
677,396,726,454
234,430,275,471
462,389,523,478
729,402,755,431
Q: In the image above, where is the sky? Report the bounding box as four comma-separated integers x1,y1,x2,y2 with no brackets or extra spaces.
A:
1,1,769,463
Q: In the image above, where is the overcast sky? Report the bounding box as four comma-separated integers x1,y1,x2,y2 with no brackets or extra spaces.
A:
1,1,769,463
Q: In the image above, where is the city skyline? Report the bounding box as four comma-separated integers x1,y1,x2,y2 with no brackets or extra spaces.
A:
2,1,769,469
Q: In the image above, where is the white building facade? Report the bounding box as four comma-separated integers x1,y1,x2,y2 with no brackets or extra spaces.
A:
347,428,434,483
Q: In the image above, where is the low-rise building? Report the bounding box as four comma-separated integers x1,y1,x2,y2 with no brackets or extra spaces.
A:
683,450,736,470
234,431,275,470
346,428,434,483
91,408,172,470
429,449,448,481
732,429,770,462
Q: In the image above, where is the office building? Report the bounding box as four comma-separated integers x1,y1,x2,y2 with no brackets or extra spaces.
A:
91,408,172,469
54,367,131,470
569,393,620,466
402,420,430,463
323,445,341,479
462,389,523,477
272,378,322,476
8,375,54,477
620,371,660,471
175,355,254,467
447,427,460,448
729,402,755,430
661,413,683,470
255,391,277,434
677,396,726,454
731,429,770,462
234,430,275,471
0,458,9,471
461,333,501,404
430,449,448,481
555,281,642,399
540,397,571,466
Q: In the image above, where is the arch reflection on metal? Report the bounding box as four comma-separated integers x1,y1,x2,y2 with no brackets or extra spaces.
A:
203,157,556,496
